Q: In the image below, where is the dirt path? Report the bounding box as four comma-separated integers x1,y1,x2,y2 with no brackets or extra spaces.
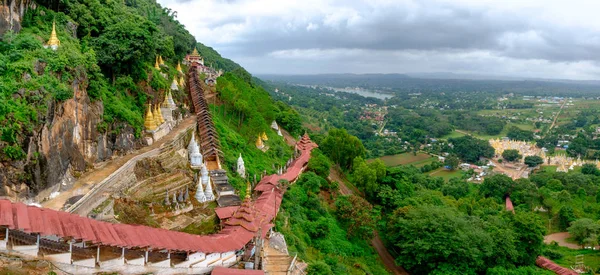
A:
544,232,581,249
328,166,408,275
546,99,566,136
42,117,196,210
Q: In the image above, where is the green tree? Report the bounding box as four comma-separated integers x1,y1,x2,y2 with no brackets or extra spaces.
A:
582,163,599,175
307,149,331,178
558,206,576,231
524,155,544,167
480,174,515,203
441,178,470,199
449,136,495,163
444,155,460,170
335,195,377,239
307,261,333,275
568,218,600,248
387,205,494,274
510,211,546,265
320,128,366,170
502,149,522,162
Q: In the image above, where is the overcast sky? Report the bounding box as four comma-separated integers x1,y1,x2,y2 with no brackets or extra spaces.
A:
157,0,600,80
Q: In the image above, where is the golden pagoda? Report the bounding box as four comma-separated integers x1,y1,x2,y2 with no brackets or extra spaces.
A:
154,56,160,70
261,132,268,141
176,62,183,74
179,76,186,87
159,55,165,65
155,105,165,124
245,181,251,199
162,92,170,107
46,21,61,50
152,105,161,126
144,104,157,131
256,136,264,149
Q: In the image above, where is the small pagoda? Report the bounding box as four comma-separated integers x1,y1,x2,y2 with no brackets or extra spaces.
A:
45,21,60,50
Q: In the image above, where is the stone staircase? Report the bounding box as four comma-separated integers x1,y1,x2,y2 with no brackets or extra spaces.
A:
264,255,292,275
128,172,191,201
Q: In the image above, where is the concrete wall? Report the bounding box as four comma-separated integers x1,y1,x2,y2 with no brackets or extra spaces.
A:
44,252,71,264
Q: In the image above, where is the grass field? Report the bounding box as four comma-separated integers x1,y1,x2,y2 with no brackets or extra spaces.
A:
428,168,462,181
374,152,434,167
549,245,600,272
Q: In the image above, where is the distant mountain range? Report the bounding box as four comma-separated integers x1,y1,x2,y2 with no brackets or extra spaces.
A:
257,73,600,96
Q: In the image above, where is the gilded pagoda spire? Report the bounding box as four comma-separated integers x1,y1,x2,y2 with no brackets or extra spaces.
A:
256,135,264,149
46,21,61,50
176,62,183,74
155,104,165,124
144,104,157,131
179,76,186,87
245,181,251,199
154,56,160,70
152,105,161,126
261,132,268,141
191,48,199,56
159,55,165,65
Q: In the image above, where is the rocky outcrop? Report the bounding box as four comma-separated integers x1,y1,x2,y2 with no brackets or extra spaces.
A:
0,79,140,201
0,0,35,34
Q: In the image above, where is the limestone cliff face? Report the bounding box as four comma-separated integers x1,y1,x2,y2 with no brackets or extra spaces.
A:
0,0,35,34
0,79,140,201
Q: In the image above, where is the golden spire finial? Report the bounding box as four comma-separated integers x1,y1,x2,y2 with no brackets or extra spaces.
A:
152,104,161,126
176,62,183,73
245,182,251,199
256,135,264,149
155,104,165,124
192,48,199,56
47,20,61,48
144,104,157,131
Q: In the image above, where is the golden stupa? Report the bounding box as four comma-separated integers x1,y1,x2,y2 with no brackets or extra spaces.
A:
159,55,165,65
155,105,165,124
176,62,183,74
256,136,264,149
261,132,268,141
154,56,160,70
191,48,200,56
46,21,61,49
179,76,186,87
152,105,161,126
162,92,170,107
245,181,251,199
144,104,157,131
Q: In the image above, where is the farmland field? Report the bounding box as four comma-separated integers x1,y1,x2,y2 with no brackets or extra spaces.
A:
374,152,434,167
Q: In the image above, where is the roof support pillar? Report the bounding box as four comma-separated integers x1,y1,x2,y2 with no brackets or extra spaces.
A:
122,247,125,259
36,234,40,251
96,246,100,263
145,250,149,264
167,251,170,259
69,241,73,253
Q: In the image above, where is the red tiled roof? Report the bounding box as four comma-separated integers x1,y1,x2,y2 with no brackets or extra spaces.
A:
536,256,578,275
215,206,240,220
505,196,514,213
212,266,265,275
0,132,316,256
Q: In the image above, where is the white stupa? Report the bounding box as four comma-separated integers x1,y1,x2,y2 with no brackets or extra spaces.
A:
237,153,246,178
170,79,179,91
277,129,283,136
189,136,203,168
271,120,279,131
201,164,215,201
162,91,177,109
195,174,207,203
